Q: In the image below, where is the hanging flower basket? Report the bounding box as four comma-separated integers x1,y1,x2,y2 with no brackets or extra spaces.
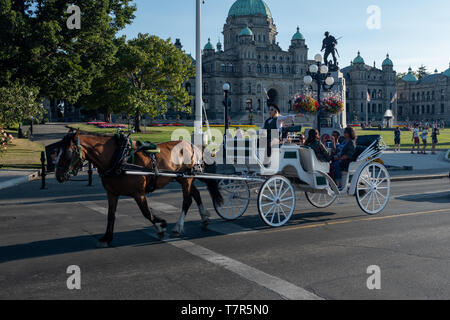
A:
292,93,319,114
321,95,344,115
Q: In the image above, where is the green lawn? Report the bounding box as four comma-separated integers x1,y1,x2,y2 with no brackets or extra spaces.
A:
70,123,450,150
355,128,450,150
0,137,44,168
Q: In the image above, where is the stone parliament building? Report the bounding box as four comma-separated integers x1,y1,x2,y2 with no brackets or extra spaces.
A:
174,0,449,125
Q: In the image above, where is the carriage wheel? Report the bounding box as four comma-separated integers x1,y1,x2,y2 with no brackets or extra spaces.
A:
305,190,337,208
258,176,295,227
356,162,390,215
214,179,250,221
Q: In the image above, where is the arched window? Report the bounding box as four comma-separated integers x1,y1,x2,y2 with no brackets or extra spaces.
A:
264,65,269,73
257,64,262,73
228,64,234,72
286,66,291,74
221,64,226,72
272,65,276,73
279,66,284,74
248,64,251,73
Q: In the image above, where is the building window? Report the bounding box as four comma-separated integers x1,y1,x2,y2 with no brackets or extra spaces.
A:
441,104,445,114
248,65,251,73
257,85,261,93
279,66,283,74
378,104,382,113
286,66,291,74
264,64,269,73
289,86,293,95
426,105,430,114
248,83,252,94
221,64,226,72
272,65,276,73
361,103,363,113
203,82,208,94
257,64,262,73
421,105,425,114
432,105,435,114
228,64,234,72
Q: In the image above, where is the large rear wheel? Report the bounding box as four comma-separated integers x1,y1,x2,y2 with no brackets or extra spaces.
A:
356,162,390,215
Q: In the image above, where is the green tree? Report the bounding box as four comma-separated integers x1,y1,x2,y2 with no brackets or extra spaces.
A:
0,81,43,128
117,34,195,132
0,0,136,104
415,65,430,80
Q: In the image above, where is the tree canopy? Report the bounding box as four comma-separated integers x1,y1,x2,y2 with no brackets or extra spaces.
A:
0,0,136,103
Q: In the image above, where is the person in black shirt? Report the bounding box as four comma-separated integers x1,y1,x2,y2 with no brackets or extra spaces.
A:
332,127,357,188
304,129,330,162
394,127,401,152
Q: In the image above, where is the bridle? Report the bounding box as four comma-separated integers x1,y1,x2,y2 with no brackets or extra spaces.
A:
56,133,85,177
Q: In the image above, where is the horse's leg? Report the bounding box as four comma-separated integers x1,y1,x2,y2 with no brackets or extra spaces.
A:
134,194,167,239
191,183,210,230
171,179,194,238
98,191,119,247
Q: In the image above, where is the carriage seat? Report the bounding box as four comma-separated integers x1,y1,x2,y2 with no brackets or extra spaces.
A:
299,146,330,173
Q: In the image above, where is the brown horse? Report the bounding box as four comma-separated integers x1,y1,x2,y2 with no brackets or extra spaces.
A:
55,130,223,247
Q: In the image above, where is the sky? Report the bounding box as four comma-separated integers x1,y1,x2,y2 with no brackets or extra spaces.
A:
119,0,450,74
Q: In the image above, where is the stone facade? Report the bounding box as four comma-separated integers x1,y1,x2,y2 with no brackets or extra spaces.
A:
341,53,397,123
184,0,311,122
396,66,450,125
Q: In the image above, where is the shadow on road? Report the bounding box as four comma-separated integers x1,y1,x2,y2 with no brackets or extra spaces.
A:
396,191,450,204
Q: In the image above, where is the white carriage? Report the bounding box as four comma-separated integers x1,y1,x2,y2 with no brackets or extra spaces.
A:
214,135,391,227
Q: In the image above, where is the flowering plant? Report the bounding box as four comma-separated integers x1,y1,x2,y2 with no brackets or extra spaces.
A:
292,93,319,114
0,128,14,154
321,94,344,114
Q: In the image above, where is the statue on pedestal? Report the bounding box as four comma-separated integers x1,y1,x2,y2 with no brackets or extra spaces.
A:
321,31,339,71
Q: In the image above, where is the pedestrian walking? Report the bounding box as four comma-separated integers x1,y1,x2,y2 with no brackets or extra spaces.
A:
411,125,420,154
431,126,440,155
394,127,401,152
420,126,428,154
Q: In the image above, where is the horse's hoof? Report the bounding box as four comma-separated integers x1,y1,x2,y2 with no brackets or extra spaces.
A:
201,220,210,231
96,241,110,249
170,231,181,238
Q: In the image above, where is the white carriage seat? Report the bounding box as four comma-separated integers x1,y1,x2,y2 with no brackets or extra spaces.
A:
299,147,330,173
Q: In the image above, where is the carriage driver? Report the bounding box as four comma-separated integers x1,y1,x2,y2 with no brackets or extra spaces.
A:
262,104,304,156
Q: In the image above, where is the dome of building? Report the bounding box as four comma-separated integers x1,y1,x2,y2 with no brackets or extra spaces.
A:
228,0,272,19
402,67,418,82
443,63,450,77
204,38,215,51
292,26,304,41
239,26,254,36
382,54,393,66
353,51,365,64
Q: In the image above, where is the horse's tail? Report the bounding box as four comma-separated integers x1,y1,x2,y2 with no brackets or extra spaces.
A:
199,178,223,207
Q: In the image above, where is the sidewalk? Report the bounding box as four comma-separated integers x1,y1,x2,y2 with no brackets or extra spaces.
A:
381,150,449,179
0,169,40,191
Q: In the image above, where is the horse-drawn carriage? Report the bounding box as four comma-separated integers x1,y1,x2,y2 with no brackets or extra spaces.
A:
125,133,391,228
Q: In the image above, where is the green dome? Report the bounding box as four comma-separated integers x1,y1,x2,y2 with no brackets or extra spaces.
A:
228,0,272,19
292,27,304,41
239,26,253,36
443,63,450,77
353,51,365,64
382,54,393,66
204,38,215,51
402,67,418,82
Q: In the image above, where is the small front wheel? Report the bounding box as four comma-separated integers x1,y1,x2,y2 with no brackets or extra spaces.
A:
356,162,390,215
305,190,337,208
214,179,250,221
258,176,295,227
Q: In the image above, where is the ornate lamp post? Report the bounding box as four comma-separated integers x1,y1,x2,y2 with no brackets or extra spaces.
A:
303,54,335,132
246,99,253,125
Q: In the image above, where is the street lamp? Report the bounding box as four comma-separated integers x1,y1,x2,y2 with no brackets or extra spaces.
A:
304,53,336,131
223,83,230,132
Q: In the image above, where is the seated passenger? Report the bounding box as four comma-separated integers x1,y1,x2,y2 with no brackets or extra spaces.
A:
332,127,357,188
304,129,331,162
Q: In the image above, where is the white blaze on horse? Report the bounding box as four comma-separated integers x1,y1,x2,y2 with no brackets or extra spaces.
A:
55,130,223,247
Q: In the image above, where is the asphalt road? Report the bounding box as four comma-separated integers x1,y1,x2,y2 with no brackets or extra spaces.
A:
0,173,449,300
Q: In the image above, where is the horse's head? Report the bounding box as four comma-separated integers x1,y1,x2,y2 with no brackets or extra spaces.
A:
55,130,85,183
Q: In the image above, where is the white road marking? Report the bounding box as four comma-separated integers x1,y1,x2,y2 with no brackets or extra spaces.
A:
78,200,322,300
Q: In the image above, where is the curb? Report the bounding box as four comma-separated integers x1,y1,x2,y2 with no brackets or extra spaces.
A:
0,171,40,191
391,173,449,182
